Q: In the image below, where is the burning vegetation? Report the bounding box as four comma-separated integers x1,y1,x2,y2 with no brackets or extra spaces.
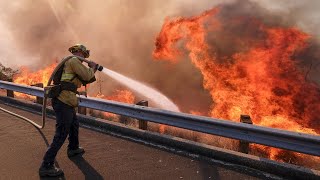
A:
96,89,135,118
153,3,320,162
12,62,56,99
13,63,57,86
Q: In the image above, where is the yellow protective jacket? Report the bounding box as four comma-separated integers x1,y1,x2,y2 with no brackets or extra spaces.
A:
57,57,95,107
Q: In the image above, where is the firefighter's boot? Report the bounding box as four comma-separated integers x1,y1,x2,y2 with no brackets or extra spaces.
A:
39,163,63,177
67,147,85,157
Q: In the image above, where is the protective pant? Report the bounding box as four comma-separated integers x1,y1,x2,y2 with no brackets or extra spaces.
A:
42,98,79,165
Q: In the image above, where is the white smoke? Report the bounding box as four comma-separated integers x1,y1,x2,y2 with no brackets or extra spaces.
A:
0,0,319,67
251,0,320,38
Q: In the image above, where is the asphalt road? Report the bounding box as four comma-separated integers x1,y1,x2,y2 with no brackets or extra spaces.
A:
0,103,263,180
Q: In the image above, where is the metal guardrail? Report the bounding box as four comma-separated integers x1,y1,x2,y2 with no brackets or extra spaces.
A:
0,80,44,97
0,80,320,156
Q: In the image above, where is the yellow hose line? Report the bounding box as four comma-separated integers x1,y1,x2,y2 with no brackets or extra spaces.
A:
0,106,43,129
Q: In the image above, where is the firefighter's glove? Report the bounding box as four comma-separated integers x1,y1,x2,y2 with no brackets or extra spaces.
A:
88,61,98,71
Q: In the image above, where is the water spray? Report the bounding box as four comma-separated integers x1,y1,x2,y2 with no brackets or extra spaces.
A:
101,68,180,112
75,56,179,111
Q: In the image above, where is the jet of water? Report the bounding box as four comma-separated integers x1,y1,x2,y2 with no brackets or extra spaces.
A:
102,68,180,112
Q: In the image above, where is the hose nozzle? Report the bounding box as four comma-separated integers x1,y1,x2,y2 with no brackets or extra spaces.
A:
96,64,103,71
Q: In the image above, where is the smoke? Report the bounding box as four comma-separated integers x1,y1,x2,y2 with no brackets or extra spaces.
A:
0,0,319,112
252,0,320,36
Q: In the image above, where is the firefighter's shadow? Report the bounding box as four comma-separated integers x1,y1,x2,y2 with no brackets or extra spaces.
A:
40,175,66,180
69,155,104,180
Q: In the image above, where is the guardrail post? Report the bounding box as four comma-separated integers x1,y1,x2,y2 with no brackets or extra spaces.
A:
6,79,14,98
136,100,148,130
78,92,87,115
239,115,252,154
31,83,43,104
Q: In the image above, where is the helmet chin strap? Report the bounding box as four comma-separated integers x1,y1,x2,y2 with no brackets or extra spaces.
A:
72,52,86,59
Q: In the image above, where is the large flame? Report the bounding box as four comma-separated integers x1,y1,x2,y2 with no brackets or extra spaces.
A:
13,63,56,99
153,7,320,160
13,63,56,86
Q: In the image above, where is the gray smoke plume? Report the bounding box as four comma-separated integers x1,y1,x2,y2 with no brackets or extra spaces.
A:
0,0,319,113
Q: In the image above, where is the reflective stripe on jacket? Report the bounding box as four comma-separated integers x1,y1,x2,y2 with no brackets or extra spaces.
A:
61,73,76,81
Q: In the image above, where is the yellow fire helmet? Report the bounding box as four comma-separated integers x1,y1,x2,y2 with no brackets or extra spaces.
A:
68,44,90,58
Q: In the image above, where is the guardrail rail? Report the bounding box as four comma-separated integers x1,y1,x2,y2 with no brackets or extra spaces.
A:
0,80,319,156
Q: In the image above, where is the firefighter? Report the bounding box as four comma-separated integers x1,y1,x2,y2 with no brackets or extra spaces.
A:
39,44,98,177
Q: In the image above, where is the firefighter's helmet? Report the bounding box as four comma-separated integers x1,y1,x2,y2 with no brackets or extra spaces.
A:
68,44,90,58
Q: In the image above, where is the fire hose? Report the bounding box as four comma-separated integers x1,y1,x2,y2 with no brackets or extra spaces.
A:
0,55,103,129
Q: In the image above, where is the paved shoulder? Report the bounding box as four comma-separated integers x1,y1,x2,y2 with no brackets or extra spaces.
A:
0,104,261,180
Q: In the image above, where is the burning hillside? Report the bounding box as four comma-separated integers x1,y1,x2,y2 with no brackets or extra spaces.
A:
153,3,320,161
13,63,56,86
11,63,56,99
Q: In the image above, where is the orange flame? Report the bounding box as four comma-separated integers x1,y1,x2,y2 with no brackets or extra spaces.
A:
153,7,320,160
13,63,56,86
13,63,56,99
97,90,135,118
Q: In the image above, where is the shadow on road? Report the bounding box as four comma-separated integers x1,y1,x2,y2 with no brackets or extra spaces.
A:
40,175,66,180
69,155,104,180
199,161,220,180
